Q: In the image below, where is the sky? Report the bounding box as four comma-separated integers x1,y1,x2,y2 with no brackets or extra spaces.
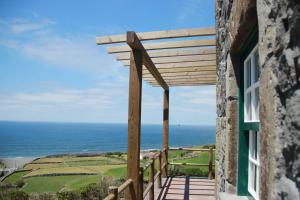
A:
0,0,216,125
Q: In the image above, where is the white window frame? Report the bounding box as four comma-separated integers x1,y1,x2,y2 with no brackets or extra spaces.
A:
244,45,260,122
248,130,260,200
244,45,260,200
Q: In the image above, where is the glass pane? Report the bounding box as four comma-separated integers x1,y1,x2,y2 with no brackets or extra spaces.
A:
246,92,252,121
254,165,257,191
246,60,251,88
254,131,257,160
254,51,260,83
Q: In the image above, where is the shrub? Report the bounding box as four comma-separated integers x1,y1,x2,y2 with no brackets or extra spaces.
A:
8,190,29,200
15,179,25,188
57,191,80,200
29,193,56,200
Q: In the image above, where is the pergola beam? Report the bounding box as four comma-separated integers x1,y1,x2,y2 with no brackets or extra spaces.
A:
119,54,216,64
143,75,216,81
96,27,215,44
123,60,216,68
127,32,168,90
142,71,216,78
144,77,216,83
151,82,216,87
114,48,216,59
147,79,216,84
142,66,216,74
107,39,216,53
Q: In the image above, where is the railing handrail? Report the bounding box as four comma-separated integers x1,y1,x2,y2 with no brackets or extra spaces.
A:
103,146,214,200
168,146,215,180
169,147,215,151
104,179,136,200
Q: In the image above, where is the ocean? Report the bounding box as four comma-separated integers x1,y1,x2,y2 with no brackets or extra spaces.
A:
0,121,215,157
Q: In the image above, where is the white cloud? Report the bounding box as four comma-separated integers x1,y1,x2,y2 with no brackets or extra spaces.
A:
0,18,55,34
0,17,120,74
0,82,129,122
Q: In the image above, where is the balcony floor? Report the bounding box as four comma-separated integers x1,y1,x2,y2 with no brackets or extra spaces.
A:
156,177,215,200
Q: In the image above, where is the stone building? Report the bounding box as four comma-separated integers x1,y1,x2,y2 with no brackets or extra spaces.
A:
215,0,300,199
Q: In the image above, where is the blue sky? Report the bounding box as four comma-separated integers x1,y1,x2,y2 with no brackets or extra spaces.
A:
0,0,216,125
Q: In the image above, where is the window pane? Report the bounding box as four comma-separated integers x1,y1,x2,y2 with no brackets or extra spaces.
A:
254,51,260,83
254,131,257,160
246,60,251,88
254,165,257,191
246,92,252,121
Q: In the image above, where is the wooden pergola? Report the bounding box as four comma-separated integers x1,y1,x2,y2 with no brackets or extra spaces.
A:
96,27,216,200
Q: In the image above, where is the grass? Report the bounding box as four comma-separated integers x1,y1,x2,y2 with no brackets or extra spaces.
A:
104,167,126,178
3,171,28,184
1,145,215,194
22,175,101,193
23,167,97,178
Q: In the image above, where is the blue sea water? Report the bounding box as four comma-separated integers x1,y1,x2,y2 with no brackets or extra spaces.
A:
0,121,215,157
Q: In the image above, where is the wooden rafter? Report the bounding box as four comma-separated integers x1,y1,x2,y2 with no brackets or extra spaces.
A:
96,27,217,87
143,76,217,82
118,54,216,64
151,82,216,87
123,60,216,68
127,31,168,90
96,27,215,44
114,48,216,59
142,71,216,78
107,39,215,53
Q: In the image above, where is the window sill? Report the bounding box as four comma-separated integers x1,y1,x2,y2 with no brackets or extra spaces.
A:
220,192,249,200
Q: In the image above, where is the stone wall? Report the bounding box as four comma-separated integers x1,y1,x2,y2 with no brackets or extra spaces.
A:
215,0,300,199
257,0,300,199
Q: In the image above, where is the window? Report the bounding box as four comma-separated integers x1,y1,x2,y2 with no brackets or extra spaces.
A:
244,45,260,199
248,130,260,199
244,46,259,122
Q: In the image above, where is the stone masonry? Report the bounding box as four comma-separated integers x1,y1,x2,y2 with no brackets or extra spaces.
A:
215,0,300,199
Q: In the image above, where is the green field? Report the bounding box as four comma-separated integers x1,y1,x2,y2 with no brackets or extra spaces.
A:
1,146,214,194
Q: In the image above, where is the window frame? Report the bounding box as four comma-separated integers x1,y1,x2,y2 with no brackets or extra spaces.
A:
237,27,260,199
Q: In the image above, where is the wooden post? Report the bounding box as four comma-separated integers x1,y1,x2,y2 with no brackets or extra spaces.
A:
139,167,144,200
162,89,169,177
109,186,118,200
149,159,155,200
208,147,213,180
127,49,143,200
157,152,162,188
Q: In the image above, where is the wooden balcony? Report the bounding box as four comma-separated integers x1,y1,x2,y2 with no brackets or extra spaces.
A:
157,177,215,200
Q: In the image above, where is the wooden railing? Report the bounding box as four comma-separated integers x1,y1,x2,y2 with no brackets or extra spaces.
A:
104,179,136,200
103,147,214,200
140,150,168,200
168,147,215,179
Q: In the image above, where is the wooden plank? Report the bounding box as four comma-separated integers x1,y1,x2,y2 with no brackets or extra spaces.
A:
143,66,216,74
145,78,216,83
208,147,213,180
143,75,216,81
151,82,216,87
127,49,142,200
120,54,216,64
143,71,216,78
107,39,216,53
148,80,216,85
149,160,154,200
162,89,169,177
114,48,216,59
96,27,215,44
146,79,217,84
127,31,168,90
123,60,216,68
